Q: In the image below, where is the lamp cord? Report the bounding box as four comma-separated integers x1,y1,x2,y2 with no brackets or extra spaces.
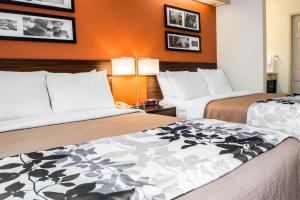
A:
135,58,139,108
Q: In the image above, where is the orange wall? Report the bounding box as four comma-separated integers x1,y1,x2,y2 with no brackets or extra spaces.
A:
0,0,216,104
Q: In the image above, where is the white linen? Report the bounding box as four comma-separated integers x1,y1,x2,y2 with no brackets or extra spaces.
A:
247,96,300,139
159,98,186,119
0,119,294,199
0,71,52,121
0,109,141,133
159,99,177,108
198,69,233,94
184,91,257,119
156,72,177,99
159,99,186,119
156,71,189,99
167,71,210,100
46,70,115,113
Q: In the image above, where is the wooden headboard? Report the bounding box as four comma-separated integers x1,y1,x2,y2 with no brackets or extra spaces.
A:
147,61,217,100
0,59,111,73
0,58,112,85
0,59,217,100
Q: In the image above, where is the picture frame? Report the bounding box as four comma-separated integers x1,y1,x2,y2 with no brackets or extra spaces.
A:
165,31,201,53
164,4,201,33
0,9,76,43
0,0,75,13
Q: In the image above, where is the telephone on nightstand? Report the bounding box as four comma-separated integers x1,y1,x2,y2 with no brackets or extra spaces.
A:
115,101,131,109
144,99,158,107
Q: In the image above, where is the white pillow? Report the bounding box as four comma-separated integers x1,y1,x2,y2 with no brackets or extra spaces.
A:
0,71,52,121
46,70,115,113
198,69,233,94
166,71,210,100
156,71,189,99
156,72,176,99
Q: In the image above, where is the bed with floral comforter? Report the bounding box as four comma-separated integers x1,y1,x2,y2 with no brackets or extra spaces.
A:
0,119,294,200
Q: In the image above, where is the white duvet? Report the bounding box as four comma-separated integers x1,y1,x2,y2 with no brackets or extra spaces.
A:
247,95,300,139
181,91,256,119
0,119,293,199
0,109,141,133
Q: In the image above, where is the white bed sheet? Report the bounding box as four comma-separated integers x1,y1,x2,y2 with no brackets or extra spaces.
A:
159,99,186,119
0,109,141,133
160,91,256,119
184,91,256,119
184,91,257,119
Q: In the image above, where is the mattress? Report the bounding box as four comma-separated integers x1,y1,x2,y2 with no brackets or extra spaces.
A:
0,112,299,200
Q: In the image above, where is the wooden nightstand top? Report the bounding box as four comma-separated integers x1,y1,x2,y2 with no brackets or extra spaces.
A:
142,105,174,112
141,106,176,117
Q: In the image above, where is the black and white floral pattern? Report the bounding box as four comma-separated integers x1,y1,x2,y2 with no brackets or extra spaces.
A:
0,119,292,200
248,94,300,138
155,122,276,163
256,94,300,105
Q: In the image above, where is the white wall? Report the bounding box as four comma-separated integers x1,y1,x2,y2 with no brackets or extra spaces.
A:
266,0,300,93
217,0,266,92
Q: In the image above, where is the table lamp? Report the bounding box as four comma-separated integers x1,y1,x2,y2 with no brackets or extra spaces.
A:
112,57,159,109
136,58,160,108
138,58,160,76
111,57,135,76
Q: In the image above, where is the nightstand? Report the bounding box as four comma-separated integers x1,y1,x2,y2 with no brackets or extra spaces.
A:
142,106,176,117
267,73,277,93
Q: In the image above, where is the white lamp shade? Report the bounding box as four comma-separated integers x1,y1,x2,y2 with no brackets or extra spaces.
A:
267,55,279,73
138,59,160,75
112,57,135,75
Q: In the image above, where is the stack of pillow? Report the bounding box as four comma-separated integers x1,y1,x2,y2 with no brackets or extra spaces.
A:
0,70,115,122
157,69,233,101
0,68,232,121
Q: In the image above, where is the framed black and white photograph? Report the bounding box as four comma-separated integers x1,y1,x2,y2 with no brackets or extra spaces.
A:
164,5,200,33
0,9,76,43
0,0,75,12
166,31,201,53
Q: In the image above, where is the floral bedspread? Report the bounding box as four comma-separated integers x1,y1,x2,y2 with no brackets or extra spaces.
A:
0,119,292,200
247,94,300,138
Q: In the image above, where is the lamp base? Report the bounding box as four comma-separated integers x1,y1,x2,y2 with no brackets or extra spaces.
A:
131,104,144,109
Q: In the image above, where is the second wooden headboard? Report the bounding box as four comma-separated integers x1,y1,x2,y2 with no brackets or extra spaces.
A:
147,61,217,100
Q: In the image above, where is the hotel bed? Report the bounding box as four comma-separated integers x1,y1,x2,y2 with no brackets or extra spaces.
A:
0,59,299,200
0,112,299,200
153,63,300,136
